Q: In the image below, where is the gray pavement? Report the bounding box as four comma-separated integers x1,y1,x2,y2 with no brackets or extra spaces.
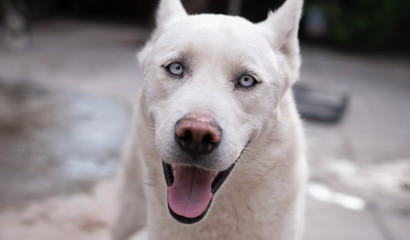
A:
0,20,409,240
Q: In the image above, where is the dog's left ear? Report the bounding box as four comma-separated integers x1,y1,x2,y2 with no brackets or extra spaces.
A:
259,0,303,82
260,0,303,56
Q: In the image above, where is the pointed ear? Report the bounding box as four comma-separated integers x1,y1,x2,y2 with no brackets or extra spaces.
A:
156,0,188,29
138,0,187,67
259,0,303,57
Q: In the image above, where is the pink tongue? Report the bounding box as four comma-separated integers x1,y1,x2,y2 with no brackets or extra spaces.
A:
167,166,214,218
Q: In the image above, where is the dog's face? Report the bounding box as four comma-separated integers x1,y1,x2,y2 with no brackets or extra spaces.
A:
138,0,302,224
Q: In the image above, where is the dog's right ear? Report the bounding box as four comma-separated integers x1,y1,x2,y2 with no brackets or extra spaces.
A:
156,0,188,29
138,0,187,67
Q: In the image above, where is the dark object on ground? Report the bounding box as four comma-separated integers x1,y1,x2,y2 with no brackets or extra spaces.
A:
293,83,348,123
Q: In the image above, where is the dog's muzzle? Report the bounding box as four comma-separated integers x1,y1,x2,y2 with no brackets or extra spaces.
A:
163,112,236,224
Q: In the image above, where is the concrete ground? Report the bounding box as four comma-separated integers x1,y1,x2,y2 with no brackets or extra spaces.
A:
0,20,409,240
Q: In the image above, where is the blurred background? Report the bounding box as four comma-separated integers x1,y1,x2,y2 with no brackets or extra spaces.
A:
0,0,409,239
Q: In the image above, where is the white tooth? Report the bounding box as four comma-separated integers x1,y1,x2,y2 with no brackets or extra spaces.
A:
174,170,177,176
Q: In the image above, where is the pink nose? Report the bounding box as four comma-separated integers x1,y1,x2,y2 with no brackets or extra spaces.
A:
175,112,222,156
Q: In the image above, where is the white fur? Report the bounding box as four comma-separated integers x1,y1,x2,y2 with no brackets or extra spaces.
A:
113,0,307,239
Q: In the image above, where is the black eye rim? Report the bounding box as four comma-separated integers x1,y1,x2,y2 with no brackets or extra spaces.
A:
235,73,260,89
164,62,184,77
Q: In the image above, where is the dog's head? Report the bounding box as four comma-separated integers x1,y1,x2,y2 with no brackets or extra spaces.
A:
138,0,303,224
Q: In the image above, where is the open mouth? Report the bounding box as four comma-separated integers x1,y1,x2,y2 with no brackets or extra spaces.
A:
162,161,235,224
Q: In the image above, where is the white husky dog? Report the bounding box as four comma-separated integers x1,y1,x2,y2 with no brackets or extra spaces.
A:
113,0,307,239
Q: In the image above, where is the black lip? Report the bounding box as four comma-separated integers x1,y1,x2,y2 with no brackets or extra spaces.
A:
162,161,174,187
162,161,236,224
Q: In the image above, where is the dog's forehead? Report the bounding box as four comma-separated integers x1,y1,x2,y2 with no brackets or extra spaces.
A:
156,14,271,57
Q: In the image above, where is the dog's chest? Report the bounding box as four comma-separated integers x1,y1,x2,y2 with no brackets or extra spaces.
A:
149,209,282,240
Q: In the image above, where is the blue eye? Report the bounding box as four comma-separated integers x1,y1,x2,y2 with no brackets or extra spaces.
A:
238,75,256,87
167,62,183,75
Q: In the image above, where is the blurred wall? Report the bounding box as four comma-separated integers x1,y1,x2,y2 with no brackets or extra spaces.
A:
1,0,409,52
